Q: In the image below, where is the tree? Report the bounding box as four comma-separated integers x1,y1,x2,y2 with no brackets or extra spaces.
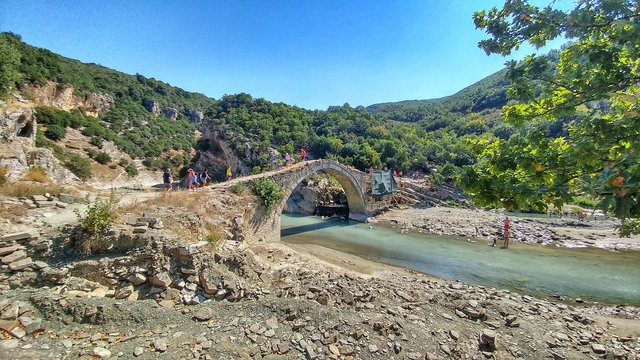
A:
0,33,21,98
461,0,640,235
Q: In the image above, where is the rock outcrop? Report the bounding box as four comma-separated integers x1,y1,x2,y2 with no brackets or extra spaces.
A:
19,82,113,117
142,99,161,116
162,107,178,121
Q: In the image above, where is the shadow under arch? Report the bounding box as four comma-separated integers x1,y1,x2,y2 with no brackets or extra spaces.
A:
276,162,367,221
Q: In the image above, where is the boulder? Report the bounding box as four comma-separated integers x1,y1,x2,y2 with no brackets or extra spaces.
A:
149,272,172,288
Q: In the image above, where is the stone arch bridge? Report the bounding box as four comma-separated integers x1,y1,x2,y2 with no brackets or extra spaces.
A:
220,159,384,242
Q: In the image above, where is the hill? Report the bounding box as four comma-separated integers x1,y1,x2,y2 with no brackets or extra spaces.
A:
0,32,516,186
366,68,509,122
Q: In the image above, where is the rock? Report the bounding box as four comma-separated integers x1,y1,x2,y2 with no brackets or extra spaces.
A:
143,100,161,115
61,339,73,349
2,232,38,242
328,344,340,356
266,316,278,329
32,260,49,270
153,338,167,352
162,107,178,120
479,329,496,351
132,226,148,234
369,344,379,353
179,241,209,256
0,339,20,350
133,346,144,356
127,273,147,285
93,346,111,358
8,257,33,271
591,343,606,354
0,320,19,332
187,109,204,123
2,250,27,264
159,300,174,309
149,272,172,288
114,285,134,299
193,307,215,321
0,245,19,256
449,329,459,341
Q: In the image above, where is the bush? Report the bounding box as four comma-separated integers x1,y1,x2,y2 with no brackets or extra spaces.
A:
64,153,92,180
94,152,111,164
90,136,103,148
254,178,283,212
0,166,8,185
125,164,138,176
228,182,247,195
23,166,48,183
44,124,66,140
251,166,262,174
74,192,119,255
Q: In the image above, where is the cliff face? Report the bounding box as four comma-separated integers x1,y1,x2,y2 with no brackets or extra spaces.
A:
0,82,113,183
19,81,113,117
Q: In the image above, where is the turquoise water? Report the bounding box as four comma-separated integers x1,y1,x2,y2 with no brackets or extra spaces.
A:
281,214,640,305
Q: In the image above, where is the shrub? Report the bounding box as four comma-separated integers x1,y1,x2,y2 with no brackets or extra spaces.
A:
251,166,262,174
95,152,111,164
85,148,99,159
228,182,247,195
254,178,283,212
0,166,8,185
74,192,119,255
64,153,92,180
23,166,48,183
90,136,103,148
44,124,66,140
125,164,138,176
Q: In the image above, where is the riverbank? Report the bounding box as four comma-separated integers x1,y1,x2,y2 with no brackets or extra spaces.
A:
1,190,639,359
371,206,640,251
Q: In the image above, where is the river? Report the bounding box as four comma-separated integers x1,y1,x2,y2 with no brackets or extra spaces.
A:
281,214,640,305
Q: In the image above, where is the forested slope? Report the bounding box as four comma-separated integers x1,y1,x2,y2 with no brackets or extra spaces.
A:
1,31,517,184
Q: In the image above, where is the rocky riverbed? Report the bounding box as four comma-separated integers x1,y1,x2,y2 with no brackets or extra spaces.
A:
0,190,639,359
373,207,640,251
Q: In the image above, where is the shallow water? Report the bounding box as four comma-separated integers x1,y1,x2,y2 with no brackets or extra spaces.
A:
281,214,640,305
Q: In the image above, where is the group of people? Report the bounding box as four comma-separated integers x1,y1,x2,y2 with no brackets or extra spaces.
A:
162,168,211,191
283,148,307,167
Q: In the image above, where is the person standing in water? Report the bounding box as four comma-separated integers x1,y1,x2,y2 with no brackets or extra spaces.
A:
503,216,511,248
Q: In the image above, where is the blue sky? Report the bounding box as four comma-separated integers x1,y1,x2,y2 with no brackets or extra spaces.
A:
0,1,568,110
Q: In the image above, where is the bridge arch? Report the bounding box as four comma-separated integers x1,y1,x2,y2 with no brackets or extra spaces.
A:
247,160,371,242
275,161,368,221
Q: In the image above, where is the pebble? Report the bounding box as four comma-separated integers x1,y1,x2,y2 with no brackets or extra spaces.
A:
153,338,168,352
93,346,111,359
0,339,20,350
133,346,144,356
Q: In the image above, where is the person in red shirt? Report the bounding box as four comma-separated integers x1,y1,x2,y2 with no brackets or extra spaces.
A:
300,148,307,161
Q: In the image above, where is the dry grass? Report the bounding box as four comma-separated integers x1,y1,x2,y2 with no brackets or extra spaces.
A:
0,203,28,223
120,190,207,214
0,181,66,198
22,166,50,183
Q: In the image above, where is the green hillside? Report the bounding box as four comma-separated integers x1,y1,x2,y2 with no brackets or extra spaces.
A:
1,31,516,183
366,68,509,122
